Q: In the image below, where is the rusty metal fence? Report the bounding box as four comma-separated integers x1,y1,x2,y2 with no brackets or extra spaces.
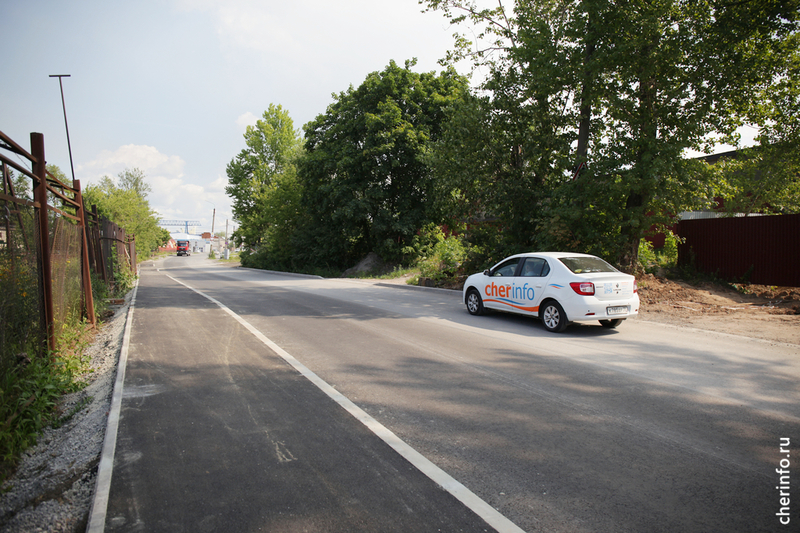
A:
1,130,135,363
0,182,40,363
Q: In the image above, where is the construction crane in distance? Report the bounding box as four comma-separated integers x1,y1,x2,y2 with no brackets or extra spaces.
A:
159,220,202,234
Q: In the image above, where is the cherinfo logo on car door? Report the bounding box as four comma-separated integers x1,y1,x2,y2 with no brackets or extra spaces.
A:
483,281,539,312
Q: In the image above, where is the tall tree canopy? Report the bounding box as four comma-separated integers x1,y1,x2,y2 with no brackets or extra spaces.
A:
225,104,304,267
424,0,800,271
116,167,152,198
83,168,166,257
297,59,470,268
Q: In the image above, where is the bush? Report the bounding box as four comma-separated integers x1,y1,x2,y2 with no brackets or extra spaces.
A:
112,251,136,297
417,230,469,282
0,317,93,483
638,231,681,274
0,254,104,482
661,231,680,267
0,255,42,366
638,239,657,273
401,223,444,265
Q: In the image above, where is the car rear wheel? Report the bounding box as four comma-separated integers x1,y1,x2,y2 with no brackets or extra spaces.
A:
466,289,485,316
541,300,568,333
600,319,624,328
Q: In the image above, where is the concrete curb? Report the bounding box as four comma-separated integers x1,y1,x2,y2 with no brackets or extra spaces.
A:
85,282,138,533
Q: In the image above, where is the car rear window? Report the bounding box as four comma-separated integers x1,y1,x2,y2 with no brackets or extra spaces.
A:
559,256,618,274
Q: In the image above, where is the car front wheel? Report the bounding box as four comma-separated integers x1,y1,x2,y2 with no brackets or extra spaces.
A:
600,319,624,328
541,300,568,332
466,289,485,316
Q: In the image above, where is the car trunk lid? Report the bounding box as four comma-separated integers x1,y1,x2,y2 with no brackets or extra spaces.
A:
585,273,636,301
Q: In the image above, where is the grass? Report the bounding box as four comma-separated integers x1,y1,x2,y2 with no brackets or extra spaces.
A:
344,265,419,280
216,251,241,263
0,328,93,483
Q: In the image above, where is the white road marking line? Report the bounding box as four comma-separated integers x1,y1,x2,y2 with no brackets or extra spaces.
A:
167,274,526,533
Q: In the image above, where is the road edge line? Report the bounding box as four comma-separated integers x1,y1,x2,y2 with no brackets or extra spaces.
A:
86,282,138,533
166,274,526,533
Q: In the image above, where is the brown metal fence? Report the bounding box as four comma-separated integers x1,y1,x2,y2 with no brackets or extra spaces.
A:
50,215,84,332
0,130,135,363
96,217,136,290
0,179,41,362
676,213,800,287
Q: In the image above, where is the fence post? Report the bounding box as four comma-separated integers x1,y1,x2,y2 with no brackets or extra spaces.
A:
85,206,96,274
73,179,96,326
31,132,55,352
128,235,136,271
2,163,14,273
93,206,108,284
107,222,116,288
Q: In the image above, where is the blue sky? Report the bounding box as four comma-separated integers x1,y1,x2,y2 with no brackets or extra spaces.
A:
1,0,461,234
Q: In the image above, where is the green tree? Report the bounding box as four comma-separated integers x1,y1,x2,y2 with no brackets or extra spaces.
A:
430,79,576,264
714,25,800,215
117,167,152,198
84,168,166,258
424,0,800,271
158,227,172,247
225,104,304,267
297,59,470,268
712,147,800,215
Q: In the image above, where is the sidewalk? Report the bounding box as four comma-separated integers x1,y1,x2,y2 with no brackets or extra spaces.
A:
88,264,497,533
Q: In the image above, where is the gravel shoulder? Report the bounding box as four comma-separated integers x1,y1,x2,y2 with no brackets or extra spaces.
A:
0,271,796,532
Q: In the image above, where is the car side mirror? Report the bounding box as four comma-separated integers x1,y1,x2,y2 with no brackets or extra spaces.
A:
483,269,490,276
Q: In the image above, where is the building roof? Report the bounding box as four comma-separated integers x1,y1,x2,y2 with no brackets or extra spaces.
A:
169,232,203,241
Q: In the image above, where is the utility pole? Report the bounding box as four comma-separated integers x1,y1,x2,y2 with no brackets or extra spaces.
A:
205,200,216,245
49,74,75,181
50,74,95,328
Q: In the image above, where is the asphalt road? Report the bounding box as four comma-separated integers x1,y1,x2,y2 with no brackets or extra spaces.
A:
100,255,800,532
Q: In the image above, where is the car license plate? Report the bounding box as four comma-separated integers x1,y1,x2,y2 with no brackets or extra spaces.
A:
607,306,628,315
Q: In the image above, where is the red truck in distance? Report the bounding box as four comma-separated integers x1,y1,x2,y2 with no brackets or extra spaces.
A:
176,240,190,256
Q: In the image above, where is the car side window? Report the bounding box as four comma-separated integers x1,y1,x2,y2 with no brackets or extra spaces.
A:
492,258,521,277
521,258,550,277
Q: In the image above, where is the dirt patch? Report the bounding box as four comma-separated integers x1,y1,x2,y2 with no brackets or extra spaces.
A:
633,275,800,345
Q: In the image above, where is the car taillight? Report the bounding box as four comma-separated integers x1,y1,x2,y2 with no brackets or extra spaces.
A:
634,279,638,293
570,281,595,296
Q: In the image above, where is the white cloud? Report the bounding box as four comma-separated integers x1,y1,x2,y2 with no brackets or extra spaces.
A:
209,174,229,192
78,144,231,233
236,111,258,132
80,144,185,181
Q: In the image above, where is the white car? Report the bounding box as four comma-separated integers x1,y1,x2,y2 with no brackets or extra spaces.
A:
462,252,639,332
